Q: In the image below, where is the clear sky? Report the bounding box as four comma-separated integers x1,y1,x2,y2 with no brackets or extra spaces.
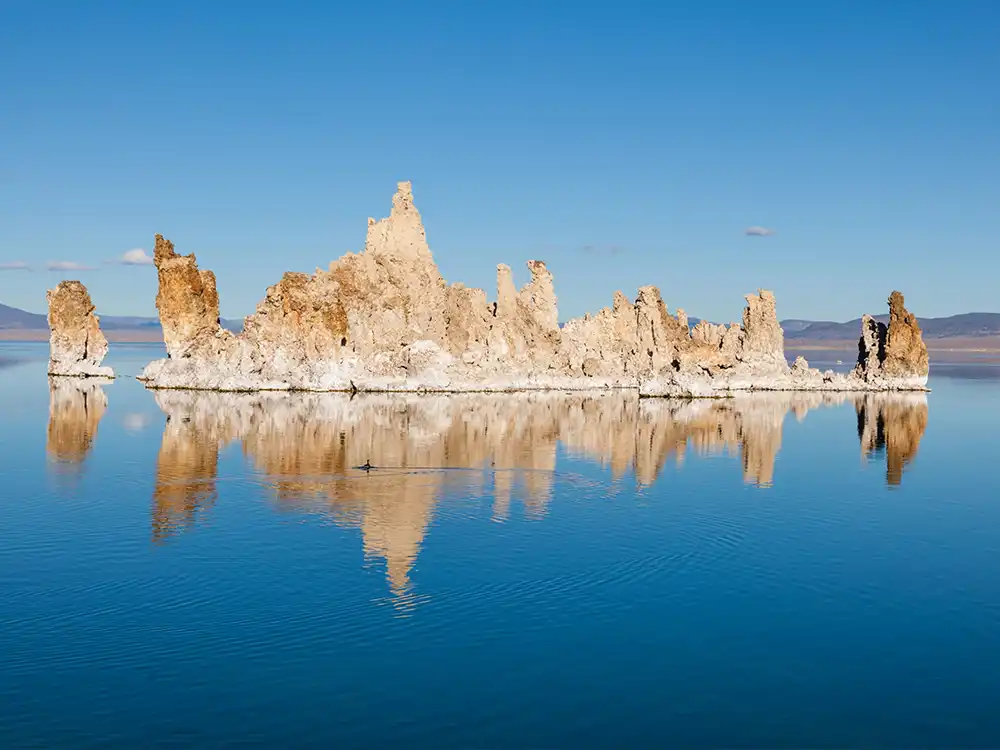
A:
1,0,997,323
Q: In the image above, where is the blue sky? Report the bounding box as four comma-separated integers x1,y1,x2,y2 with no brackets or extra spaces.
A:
1,0,997,323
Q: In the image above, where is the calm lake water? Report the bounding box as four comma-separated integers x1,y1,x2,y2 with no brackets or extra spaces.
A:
2,341,1000,748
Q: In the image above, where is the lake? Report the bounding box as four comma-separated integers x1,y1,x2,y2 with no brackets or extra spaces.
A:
2,341,1000,748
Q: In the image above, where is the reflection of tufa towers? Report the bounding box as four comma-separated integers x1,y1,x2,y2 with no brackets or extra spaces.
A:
855,393,929,486
152,399,246,542
46,377,110,484
148,390,926,602
39,377,931,607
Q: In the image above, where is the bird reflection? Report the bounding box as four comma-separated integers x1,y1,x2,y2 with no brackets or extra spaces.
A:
46,376,111,485
148,390,928,604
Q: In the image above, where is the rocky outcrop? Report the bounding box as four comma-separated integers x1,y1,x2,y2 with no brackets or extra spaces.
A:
138,181,929,395
854,291,929,387
643,291,931,397
47,281,114,377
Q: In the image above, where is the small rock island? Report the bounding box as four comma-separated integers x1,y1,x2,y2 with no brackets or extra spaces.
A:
130,181,928,395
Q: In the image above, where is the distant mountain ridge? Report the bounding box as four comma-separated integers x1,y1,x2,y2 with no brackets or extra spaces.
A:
658,313,1000,340
783,312,1000,340
0,303,243,333
3,301,997,340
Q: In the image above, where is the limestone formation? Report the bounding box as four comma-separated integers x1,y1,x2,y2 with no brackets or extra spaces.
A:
138,181,929,395
47,281,114,378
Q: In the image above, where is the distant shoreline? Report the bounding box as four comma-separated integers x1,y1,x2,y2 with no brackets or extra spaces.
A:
4,329,1000,361
788,336,1000,353
0,330,168,343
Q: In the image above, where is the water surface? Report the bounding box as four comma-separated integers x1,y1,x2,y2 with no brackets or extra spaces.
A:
2,342,1000,748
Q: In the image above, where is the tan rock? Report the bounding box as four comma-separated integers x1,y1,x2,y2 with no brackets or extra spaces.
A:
883,291,930,379
739,289,785,366
154,234,228,359
47,281,114,377
854,291,929,387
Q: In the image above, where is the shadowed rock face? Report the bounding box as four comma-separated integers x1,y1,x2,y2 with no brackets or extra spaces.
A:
138,182,929,395
47,281,114,378
854,291,929,386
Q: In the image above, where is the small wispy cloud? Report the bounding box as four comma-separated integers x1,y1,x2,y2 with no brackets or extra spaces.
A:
46,261,97,272
116,248,154,266
0,261,32,271
580,244,627,255
745,226,776,237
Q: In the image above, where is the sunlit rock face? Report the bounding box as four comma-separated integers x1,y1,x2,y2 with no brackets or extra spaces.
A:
138,181,929,395
854,292,930,388
147,390,923,606
47,281,114,378
45,377,110,482
855,392,929,486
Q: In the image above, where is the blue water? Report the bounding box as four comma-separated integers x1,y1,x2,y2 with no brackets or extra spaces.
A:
2,342,1000,748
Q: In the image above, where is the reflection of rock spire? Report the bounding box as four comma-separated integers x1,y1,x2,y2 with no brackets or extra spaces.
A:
46,377,110,485
628,394,851,488
151,394,243,542
855,393,929,486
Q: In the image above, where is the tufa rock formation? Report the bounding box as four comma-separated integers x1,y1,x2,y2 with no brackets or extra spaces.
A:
853,291,929,387
47,281,115,378
138,181,929,395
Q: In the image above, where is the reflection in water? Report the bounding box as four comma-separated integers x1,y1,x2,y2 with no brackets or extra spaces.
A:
152,399,243,543
149,390,929,604
46,377,110,482
856,393,929,486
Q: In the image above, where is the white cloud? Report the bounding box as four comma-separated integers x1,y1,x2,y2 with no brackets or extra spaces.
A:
0,261,31,271
118,248,154,266
122,412,151,434
745,226,776,237
46,260,97,271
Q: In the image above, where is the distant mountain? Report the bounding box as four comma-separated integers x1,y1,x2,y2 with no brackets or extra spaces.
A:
0,303,243,333
4,300,996,341
779,319,817,333
0,303,47,329
783,313,1000,341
